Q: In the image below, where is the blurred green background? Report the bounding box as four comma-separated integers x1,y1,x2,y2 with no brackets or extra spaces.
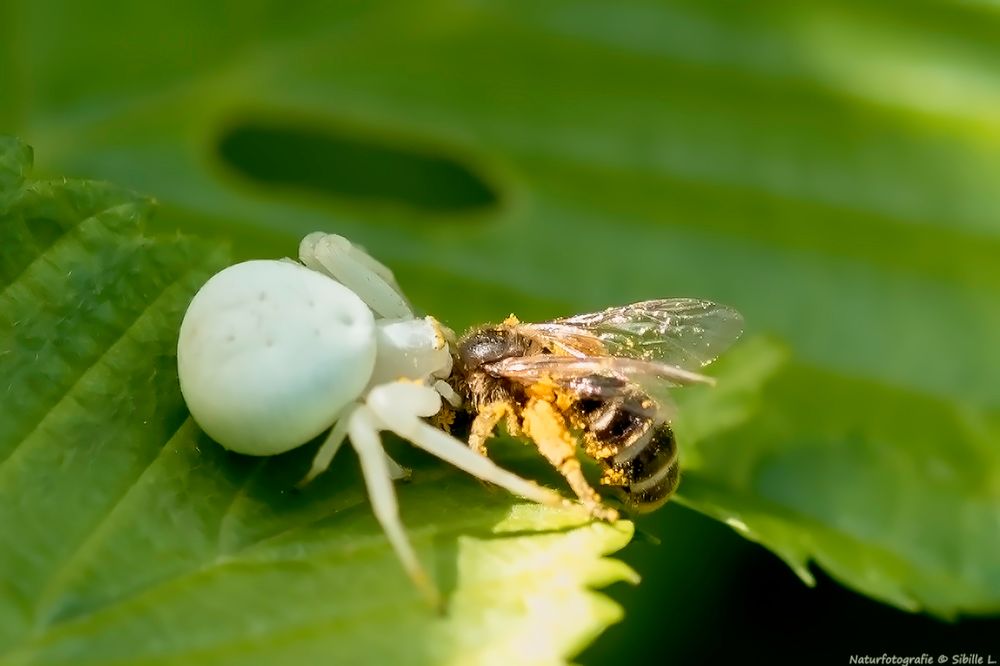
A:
4,0,999,662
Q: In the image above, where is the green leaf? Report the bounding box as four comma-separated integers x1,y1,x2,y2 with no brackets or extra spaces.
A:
0,139,636,665
6,0,1000,628
676,340,1000,619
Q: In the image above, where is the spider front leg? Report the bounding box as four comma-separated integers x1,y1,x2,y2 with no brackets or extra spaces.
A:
346,404,440,609
366,382,577,511
299,232,413,319
432,379,462,408
348,381,583,608
297,403,409,487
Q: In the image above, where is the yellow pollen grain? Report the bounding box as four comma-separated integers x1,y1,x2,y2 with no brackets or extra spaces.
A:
429,406,457,433
601,468,629,486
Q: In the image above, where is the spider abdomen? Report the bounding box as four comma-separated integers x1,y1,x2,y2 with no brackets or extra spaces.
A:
177,259,377,455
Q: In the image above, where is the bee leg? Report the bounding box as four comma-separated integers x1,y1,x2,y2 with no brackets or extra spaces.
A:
427,401,457,433
521,398,619,522
504,412,523,438
468,401,511,457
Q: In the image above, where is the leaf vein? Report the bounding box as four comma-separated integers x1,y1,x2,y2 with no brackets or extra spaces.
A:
0,246,188,470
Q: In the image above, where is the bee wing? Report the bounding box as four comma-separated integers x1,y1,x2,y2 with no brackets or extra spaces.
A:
526,299,743,370
484,354,711,418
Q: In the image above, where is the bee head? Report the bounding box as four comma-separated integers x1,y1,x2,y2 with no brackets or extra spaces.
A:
456,327,530,370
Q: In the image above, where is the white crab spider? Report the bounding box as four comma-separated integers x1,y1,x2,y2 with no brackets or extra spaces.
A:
177,232,571,607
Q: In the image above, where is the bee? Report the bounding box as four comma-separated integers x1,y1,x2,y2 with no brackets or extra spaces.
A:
448,299,743,520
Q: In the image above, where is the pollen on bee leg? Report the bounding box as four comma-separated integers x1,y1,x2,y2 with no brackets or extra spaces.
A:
524,379,574,413
525,379,556,401
600,467,629,487
428,404,457,433
504,412,522,437
521,398,619,522
553,387,576,412
468,401,512,457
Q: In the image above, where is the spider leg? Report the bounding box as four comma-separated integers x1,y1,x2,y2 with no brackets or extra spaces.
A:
297,402,409,485
297,403,357,487
299,232,413,319
300,232,399,288
385,452,411,481
366,382,575,511
432,379,462,408
347,405,441,609
521,397,619,522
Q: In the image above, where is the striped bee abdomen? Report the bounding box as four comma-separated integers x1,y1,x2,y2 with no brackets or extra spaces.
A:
613,425,679,512
569,375,680,512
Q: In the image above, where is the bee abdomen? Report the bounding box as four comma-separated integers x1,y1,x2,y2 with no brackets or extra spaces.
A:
610,425,679,513
574,397,651,453
568,375,680,512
